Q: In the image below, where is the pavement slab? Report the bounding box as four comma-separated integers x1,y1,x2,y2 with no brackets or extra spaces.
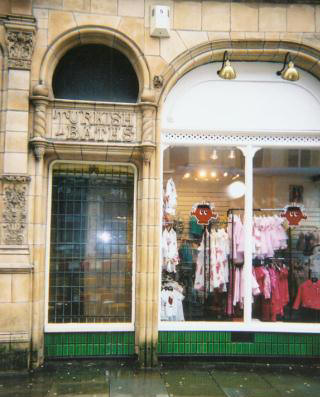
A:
210,369,281,397
160,369,226,396
109,368,168,397
0,361,320,397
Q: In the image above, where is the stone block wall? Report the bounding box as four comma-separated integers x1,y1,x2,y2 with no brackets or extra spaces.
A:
0,0,320,369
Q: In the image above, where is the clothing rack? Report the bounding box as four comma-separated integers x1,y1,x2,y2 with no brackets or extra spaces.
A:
227,207,295,315
227,208,283,216
201,221,229,304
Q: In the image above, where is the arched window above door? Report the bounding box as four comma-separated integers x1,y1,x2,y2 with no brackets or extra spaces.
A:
52,44,139,103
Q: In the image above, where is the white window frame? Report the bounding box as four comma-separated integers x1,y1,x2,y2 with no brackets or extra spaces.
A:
45,160,137,333
159,130,320,333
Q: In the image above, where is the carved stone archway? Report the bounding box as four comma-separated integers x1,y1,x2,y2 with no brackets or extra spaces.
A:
158,39,320,107
29,26,158,368
38,25,153,102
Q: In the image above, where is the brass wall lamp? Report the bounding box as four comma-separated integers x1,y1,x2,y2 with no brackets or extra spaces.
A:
217,51,236,80
276,53,300,81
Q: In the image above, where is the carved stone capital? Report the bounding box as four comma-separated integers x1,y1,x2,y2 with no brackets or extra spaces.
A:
0,174,31,245
5,23,36,70
29,137,47,161
0,175,31,183
141,144,155,163
34,144,46,161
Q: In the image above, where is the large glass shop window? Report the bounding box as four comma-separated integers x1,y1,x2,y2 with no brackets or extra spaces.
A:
162,146,245,321
48,163,134,324
252,148,320,323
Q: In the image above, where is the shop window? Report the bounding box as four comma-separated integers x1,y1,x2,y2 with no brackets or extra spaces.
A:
161,146,245,322
48,163,135,324
161,145,320,326
52,44,139,102
253,148,320,323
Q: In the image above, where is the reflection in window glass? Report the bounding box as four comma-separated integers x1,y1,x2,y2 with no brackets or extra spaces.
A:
253,148,320,323
162,146,245,322
48,163,134,323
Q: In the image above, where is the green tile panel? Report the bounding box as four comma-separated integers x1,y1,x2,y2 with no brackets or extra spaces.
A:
44,332,135,358
158,332,320,358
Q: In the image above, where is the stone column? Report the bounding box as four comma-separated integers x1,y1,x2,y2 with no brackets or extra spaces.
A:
31,82,50,138
30,142,46,367
0,16,36,370
4,18,36,173
136,102,158,367
28,83,49,366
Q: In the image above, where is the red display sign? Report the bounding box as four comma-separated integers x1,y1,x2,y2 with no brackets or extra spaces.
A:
281,205,307,226
191,203,218,226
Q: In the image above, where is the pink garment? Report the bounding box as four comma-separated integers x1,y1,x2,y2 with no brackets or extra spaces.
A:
269,268,282,321
293,280,320,310
279,267,289,307
254,267,266,298
276,217,288,249
253,216,288,259
254,265,271,299
233,266,260,307
233,267,242,307
262,267,271,299
227,265,235,316
228,215,244,264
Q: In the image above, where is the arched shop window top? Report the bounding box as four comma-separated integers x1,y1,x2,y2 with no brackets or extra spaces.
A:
52,44,139,103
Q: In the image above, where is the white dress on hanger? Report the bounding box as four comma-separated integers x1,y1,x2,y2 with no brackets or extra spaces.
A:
164,178,177,215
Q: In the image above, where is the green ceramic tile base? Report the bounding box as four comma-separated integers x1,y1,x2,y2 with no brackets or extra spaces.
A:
44,332,135,358
158,332,320,358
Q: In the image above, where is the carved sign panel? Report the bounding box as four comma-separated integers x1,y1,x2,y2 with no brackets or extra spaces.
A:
52,109,137,142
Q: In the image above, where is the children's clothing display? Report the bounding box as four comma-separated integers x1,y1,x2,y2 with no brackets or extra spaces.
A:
162,227,179,273
293,279,320,310
253,216,288,258
161,176,320,323
164,178,177,216
228,214,288,263
232,267,260,307
253,264,289,321
194,228,230,292
161,280,185,321
228,214,244,264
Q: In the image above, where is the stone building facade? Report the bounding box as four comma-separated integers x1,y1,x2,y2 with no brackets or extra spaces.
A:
1,0,320,369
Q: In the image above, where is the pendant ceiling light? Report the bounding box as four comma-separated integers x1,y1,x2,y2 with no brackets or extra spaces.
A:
217,51,236,80
211,149,218,160
276,53,299,81
228,149,235,159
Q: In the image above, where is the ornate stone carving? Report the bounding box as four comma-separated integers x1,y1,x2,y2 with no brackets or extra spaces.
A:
0,175,31,183
31,83,49,138
0,175,30,245
141,144,155,163
6,29,35,70
33,100,47,137
52,109,137,143
142,106,156,144
153,75,164,89
33,144,46,161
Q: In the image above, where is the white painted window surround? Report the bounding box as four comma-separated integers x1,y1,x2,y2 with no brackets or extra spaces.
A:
162,62,320,133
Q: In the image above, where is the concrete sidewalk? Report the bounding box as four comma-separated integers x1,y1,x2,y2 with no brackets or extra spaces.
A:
0,360,319,396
